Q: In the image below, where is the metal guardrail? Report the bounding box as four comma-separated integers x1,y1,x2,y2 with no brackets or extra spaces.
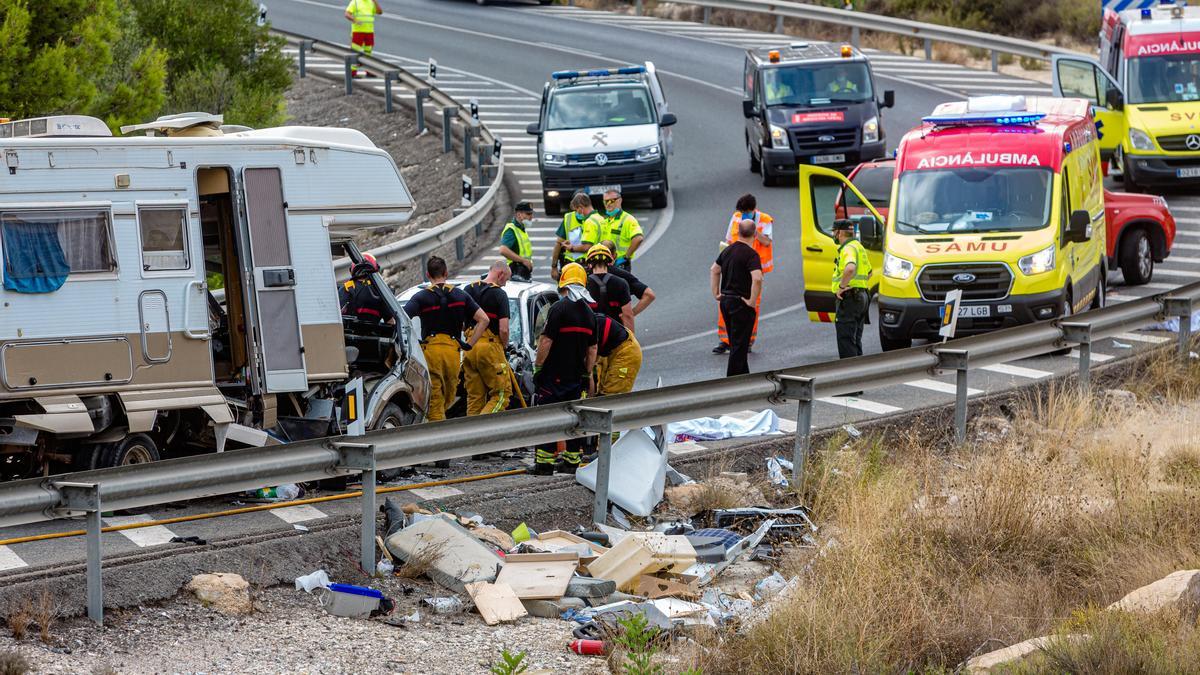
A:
272,30,506,276
625,0,1084,70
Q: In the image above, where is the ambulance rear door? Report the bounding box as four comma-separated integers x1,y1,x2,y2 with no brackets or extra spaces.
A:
1052,55,1126,161
798,165,885,322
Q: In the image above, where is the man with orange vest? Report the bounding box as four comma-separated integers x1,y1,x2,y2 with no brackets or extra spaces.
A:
344,0,382,78
714,194,773,354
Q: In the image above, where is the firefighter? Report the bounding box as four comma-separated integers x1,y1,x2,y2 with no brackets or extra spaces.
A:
594,312,642,396
402,256,489,422
530,263,598,475
344,0,382,78
462,260,513,416
599,188,644,272
339,253,396,324
584,244,634,331
598,240,656,317
551,192,602,281
500,201,536,281
715,194,773,354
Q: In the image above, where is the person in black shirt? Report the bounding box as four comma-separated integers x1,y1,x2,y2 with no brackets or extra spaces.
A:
530,262,598,475
462,260,514,416
710,219,762,377
339,253,396,324
584,244,634,331
402,257,489,422
599,240,656,317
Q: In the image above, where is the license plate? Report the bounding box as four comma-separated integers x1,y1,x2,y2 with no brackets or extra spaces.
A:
585,184,620,196
1177,167,1200,178
811,154,846,165
958,305,991,318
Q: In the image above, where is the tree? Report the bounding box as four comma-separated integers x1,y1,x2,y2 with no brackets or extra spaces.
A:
0,0,167,128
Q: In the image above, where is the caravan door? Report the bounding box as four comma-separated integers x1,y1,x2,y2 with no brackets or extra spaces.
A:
242,167,308,392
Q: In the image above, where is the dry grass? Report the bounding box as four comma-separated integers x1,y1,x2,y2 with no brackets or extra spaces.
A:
692,355,1200,673
1029,608,1200,674
31,590,56,645
393,540,447,580
0,651,30,675
4,604,30,642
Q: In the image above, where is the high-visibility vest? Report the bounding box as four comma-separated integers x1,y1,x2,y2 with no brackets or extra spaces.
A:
561,212,601,262
726,210,774,274
832,238,871,293
600,211,641,261
502,220,532,258
347,0,376,33
829,80,858,93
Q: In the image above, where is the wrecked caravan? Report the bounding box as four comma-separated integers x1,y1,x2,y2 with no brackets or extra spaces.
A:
0,113,429,478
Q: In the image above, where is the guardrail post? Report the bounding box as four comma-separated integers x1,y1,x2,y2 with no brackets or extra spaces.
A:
937,349,969,444
455,234,465,261
383,71,400,113
465,118,480,169
335,442,377,573
442,106,456,154
851,26,860,48
54,481,103,625
1165,296,1194,358
991,50,1000,72
703,6,711,24
299,39,314,78
415,87,431,133
775,375,815,488
477,147,488,187
343,55,359,95
1061,322,1093,393
774,14,784,33
924,38,932,60
635,0,643,16
574,406,614,526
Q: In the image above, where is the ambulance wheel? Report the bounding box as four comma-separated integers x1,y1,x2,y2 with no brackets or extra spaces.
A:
1120,229,1153,286
761,157,776,187
1116,147,1143,193
747,136,761,174
878,325,911,352
90,433,160,469
1091,272,1106,310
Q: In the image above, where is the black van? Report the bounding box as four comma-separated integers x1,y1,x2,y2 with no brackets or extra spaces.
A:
743,43,894,186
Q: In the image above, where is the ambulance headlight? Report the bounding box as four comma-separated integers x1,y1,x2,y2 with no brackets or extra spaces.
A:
543,152,567,166
769,125,790,148
1129,128,1155,152
863,116,880,144
1018,244,1056,275
635,144,661,162
882,251,913,280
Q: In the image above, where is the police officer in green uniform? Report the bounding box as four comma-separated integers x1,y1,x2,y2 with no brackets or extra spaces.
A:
500,201,535,281
831,219,872,359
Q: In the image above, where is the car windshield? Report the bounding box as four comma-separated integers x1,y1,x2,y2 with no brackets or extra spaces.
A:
894,167,1053,235
507,297,522,347
1128,54,1200,104
762,62,873,106
546,86,655,131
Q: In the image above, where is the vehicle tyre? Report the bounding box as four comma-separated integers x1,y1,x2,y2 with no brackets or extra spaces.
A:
372,402,418,430
760,151,776,187
1092,269,1107,310
651,189,668,209
1119,228,1154,285
543,196,562,217
878,325,912,352
1052,289,1074,356
747,136,761,174
90,433,160,469
1117,148,1144,193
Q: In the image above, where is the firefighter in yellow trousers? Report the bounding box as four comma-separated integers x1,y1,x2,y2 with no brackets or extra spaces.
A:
462,261,514,415
594,312,641,396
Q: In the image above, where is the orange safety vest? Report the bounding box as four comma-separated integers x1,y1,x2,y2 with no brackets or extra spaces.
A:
726,210,774,273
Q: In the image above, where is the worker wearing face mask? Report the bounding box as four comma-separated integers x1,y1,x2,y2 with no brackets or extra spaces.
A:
598,188,644,272
500,201,536,281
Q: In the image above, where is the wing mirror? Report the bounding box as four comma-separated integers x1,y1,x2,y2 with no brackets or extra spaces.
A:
1068,209,1092,243
1105,87,1124,111
857,215,883,250
660,112,678,127
882,90,895,109
525,122,542,136
742,100,758,118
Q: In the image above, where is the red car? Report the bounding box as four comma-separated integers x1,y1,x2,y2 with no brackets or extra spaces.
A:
838,158,1176,286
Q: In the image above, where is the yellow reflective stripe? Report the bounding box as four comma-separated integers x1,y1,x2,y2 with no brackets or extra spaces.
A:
503,223,532,258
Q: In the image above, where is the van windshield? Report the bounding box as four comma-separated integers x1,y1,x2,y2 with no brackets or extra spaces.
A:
1128,54,1200,104
894,167,1053,235
546,86,655,131
762,63,873,106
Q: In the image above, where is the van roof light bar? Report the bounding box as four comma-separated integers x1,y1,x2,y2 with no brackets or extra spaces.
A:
551,65,645,81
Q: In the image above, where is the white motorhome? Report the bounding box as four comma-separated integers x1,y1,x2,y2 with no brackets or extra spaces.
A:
0,113,430,479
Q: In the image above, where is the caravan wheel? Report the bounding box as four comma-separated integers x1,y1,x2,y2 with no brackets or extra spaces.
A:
91,433,161,469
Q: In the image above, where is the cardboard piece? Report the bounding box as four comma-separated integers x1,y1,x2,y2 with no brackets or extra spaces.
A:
495,552,579,599
636,574,699,600
470,526,516,551
576,428,667,516
385,517,503,592
466,581,527,625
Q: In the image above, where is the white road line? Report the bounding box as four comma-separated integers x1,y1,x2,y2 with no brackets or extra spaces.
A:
408,486,465,500
981,363,1053,379
817,396,902,414
1114,331,1172,344
271,505,327,524
0,545,27,571
905,378,983,396
1069,349,1115,362
1164,255,1200,264
1152,268,1200,278
1105,293,1139,302
1172,242,1200,250
103,514,178,547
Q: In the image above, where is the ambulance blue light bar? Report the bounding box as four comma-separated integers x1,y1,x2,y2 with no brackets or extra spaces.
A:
551,66,646,80
923,111,1046,127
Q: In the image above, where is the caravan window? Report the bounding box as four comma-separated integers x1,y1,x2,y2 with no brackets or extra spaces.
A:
0,209,115,293
138,206,190,272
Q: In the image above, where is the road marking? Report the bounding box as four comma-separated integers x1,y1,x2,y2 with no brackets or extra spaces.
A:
981,363,1053,379
1172,242,1200,250
272,505,327,524
1164,255,1200,264
817,396,902,414
905,378,982,396
0,545,27,571
667,440,707,457
641,301,806,352
1151,268,1200,278
1113,331,1172,344
408,485,464,500
1069,349,1115,362
103,514,178,547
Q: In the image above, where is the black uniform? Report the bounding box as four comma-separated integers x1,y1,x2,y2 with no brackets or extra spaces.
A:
715,241,762,377
595,313,631,358
607,265,649,301
340,279,397,323
463,280,510,336
586,272,632,323
402,284,479,340
533,297,597,469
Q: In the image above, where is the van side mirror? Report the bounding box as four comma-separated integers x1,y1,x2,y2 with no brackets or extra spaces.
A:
525,122,541,136
659,112,677,127
1068,209,1092,243
1105,87,1124,111
742,100,758,118
857,215,883,250
882,90,895,109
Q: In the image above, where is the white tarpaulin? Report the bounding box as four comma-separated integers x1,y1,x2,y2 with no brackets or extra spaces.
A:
577,429,666,517
1142,310,1200,334
667,410,780,442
